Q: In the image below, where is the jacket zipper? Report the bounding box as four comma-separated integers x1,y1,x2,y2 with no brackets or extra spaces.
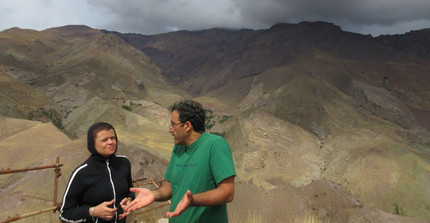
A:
106,159,117,223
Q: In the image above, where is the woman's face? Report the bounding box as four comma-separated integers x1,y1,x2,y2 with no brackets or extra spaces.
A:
94,129,117,158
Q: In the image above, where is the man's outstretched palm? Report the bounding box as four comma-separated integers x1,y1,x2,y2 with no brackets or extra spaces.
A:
166,190,193,218
119,188,155,219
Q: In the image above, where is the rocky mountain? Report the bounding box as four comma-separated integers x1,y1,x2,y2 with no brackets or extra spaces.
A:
0,25,188,132
376,28,430,59
106,22,427,96
0,22,429,222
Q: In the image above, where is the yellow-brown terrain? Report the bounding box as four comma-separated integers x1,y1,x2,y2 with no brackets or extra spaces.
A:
0,22,429,222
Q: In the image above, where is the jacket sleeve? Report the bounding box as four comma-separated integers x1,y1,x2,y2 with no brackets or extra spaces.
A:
59,166,92,222
126,159,136,200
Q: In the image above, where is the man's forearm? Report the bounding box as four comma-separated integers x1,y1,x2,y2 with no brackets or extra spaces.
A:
192,176,234,206
153,181,172,202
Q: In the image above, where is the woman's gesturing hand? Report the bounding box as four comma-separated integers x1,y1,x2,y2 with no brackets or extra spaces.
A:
92,199,117,220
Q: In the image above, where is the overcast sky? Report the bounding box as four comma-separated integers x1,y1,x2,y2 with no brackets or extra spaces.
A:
1,0,430,37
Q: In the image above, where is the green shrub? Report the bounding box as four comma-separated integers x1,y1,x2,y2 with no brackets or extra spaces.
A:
394,203,404,216
122,105,132,111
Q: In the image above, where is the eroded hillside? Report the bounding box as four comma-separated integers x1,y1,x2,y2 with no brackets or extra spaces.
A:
1,22,429,222
0,117,169,222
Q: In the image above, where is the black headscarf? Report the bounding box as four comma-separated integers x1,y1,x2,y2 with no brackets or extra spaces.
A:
87,122,118,158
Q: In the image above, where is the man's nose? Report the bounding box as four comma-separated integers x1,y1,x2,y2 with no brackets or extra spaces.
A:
169,128,174,133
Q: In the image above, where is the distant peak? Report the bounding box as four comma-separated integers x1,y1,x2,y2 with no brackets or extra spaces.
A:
1,27,39,34
43,25,94,32
42,25,103,39
270,21,342,32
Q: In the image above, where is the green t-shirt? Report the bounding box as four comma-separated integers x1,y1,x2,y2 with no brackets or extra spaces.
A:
164,132,236,223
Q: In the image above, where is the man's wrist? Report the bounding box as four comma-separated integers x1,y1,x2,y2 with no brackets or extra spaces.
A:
152,189,160,201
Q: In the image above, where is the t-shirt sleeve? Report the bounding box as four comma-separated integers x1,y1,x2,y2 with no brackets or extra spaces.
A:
210,138,236,185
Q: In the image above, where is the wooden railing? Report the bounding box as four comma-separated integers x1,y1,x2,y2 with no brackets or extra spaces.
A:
1,159,169,223
1,157,63,223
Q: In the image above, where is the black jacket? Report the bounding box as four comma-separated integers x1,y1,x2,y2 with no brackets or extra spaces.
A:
59,154,135,223
59,123,135,223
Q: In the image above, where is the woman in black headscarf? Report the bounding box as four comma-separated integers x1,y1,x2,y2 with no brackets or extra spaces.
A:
59,122,135,223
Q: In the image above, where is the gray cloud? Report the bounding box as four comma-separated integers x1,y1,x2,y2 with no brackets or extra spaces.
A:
1,0,430,36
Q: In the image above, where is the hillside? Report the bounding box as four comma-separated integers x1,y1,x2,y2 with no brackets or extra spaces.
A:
0,117,169,222
107,22,427,96
0,22,429,222
197,50,430,219
117,22,430,220
1,117,424,223
0,69,62,126
376,28,430,59
0,25,188,130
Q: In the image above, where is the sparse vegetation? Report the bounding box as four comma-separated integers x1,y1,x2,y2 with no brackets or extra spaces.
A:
235,72,262,80
205,109,216,129
230,210,329,223
133,211,159,223
211,132,225,137
1,22,430,223
382,76,390,90
292,212,330,223
394,203,404,216
205,109,231,130
122,105,132,111
219,115,231,123
230,210,265,223
260,159,266,168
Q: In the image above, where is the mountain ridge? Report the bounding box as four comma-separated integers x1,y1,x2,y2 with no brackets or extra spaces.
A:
106,21,429,96
0,22,429,222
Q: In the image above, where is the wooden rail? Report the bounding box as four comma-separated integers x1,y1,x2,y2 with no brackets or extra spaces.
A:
1,157,62,223
1,159,169,223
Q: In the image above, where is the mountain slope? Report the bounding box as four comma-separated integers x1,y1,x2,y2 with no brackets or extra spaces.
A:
376,28,430,59
0,26,189,127
1,22,429,222
109,22,425,96
0,117,169,222
0,70,62,126
104,23,430,221
197,52,430,219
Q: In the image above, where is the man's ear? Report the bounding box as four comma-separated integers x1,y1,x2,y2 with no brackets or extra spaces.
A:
184,121,193,132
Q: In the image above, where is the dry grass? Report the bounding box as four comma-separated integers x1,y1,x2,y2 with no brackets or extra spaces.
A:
132,211,159,223
230,210,328,223
291,212,329,223
230,210,265,223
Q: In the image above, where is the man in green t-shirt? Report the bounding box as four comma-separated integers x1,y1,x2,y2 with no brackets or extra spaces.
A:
120,100,236,223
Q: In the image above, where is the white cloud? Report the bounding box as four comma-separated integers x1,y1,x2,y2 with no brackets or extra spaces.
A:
0,0,114,31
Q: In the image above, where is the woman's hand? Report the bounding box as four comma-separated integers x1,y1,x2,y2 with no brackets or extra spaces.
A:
91,199,117,220
120,197,132,207
118,197,132,220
